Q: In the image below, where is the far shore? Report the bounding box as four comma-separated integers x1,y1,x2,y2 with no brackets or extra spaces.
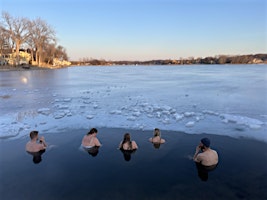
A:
0,64,66,71
1,62,266,72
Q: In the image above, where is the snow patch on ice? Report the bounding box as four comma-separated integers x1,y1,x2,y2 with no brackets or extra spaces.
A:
220,114,264,128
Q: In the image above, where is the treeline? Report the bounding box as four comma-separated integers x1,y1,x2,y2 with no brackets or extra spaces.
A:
0,12,68,66
73,54,267,66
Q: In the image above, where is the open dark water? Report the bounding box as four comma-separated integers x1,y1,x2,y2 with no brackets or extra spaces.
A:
0,128,267,200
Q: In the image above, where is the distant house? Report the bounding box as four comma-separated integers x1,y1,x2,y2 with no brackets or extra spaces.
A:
0,49,31,65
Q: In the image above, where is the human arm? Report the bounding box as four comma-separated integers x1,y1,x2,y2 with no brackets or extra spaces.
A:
160,138,166,144
118,141,123,149
94,137,101,147
131,141,138,149
39,136,47,148
193,145,201,162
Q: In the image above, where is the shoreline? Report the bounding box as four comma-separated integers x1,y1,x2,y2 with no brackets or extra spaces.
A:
0,64,52,71
1,63,266,72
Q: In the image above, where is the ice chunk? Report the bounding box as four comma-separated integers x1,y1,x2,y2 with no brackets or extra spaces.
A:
156,112,161,118
162,110,170,115
109,110,122,115
140,102,149,107
63,98,72,102
86,115,94,119
132,111,141,117
249,124,261,129
162,118,170,124
220,114,263,129
127,116,136,121
37,108,51,115
185,121,195,127
202,110,219,116
56,104,69,109
162,105,172,111
54,111,66,119
184,112,195,117
147,114,154,118
173,113,184,121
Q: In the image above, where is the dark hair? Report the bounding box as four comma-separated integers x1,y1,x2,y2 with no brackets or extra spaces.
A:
121,133,132,150
201,138,211,148
87,128,98,135
30,131,38,139
154,128,161,137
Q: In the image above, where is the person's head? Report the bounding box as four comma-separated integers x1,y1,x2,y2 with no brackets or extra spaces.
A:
87,128,98,135
200,137,211,149
30,131,39,140
154,128,161,137
123,133,131,142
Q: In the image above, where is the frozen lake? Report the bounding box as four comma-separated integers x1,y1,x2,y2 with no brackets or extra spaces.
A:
0,64,266,142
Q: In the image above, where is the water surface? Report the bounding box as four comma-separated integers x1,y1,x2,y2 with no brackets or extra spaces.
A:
1,128,266,200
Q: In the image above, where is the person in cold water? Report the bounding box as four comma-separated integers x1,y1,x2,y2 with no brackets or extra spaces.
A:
193,137,219,181
82,128,101,148
119,133,138,161
149,128,166,149
25,131,47,164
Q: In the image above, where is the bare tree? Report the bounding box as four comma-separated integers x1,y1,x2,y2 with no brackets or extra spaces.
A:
28,17,55,65
55,45,68,61
0,26,9,55
1,12,30,65
43,42,57,65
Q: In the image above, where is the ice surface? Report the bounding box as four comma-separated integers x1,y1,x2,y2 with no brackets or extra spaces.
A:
0,65,266,142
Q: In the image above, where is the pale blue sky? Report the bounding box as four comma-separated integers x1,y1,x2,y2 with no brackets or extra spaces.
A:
1,0,266,61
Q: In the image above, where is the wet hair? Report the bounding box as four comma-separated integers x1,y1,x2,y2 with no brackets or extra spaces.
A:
30,131,38,139
87,128,98,135
154,128,161,137
121,133,132,150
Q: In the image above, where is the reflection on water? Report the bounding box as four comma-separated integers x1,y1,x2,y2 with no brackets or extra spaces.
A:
83,146,100,157
1,129,267,199
27,149,46,164
21,76,28,84
120,149,137,161
195,162,218,181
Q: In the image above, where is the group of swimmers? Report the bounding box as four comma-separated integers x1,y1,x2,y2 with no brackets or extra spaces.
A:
81,127,164,151
26,128,218,167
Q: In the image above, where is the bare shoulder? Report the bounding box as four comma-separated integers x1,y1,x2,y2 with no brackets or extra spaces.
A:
132,140,138,149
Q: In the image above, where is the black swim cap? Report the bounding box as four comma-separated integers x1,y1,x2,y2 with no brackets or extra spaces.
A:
201,138,210,147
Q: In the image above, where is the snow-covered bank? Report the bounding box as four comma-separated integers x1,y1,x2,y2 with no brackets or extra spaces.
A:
0,65,266,142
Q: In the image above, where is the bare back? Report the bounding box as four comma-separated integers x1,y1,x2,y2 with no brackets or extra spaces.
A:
150,136,165,144
82,135,101,147
120,141,138,150
26,141,46,152
196,149,218,166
